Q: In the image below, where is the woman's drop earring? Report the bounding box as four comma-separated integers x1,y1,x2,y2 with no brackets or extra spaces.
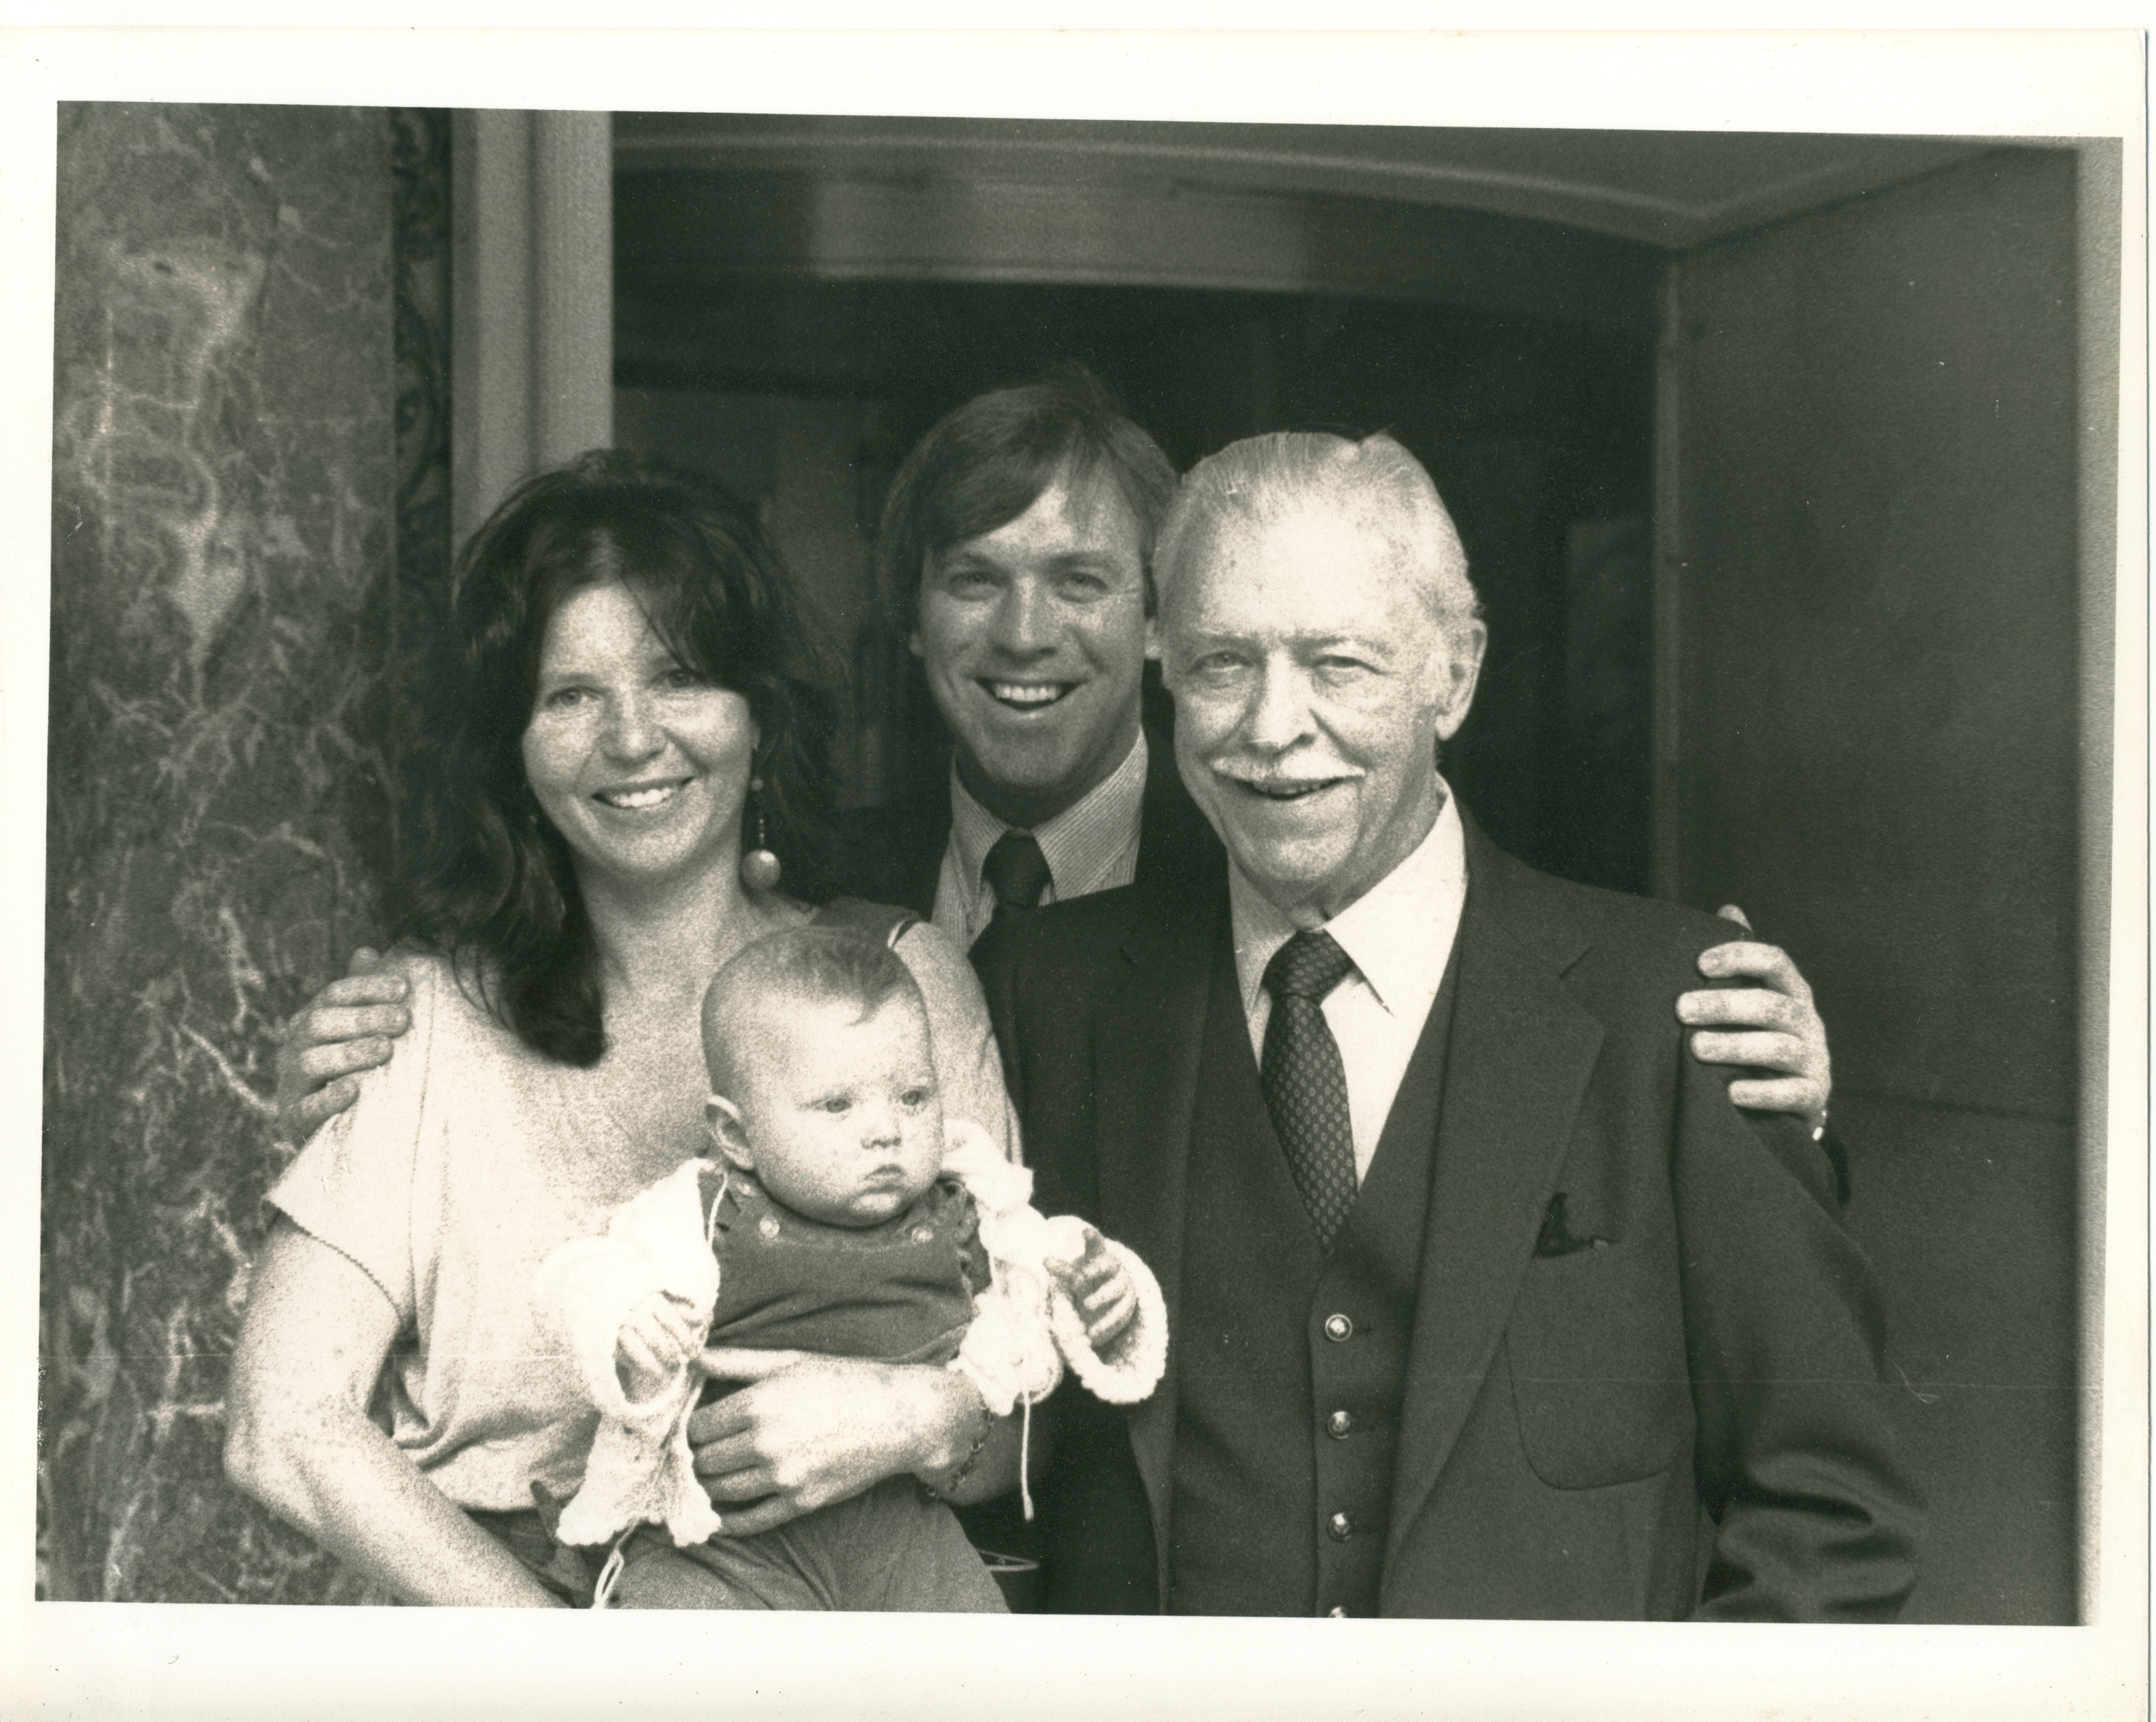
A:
740,775,783,892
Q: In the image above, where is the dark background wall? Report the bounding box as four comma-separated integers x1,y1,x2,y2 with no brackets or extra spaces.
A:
1674,148,2084,1622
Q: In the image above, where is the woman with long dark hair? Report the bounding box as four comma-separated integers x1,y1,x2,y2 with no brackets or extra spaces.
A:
225,452,1017,1605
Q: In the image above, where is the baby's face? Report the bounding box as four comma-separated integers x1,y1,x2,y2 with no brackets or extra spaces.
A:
727,994,946,1227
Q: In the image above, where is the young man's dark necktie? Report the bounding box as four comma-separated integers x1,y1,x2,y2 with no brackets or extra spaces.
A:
968,830,1053,973
981,830,1051,921
1259,929,1359,1249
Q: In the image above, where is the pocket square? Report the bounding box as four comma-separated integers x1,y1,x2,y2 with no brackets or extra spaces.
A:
1533,1192,1611,1258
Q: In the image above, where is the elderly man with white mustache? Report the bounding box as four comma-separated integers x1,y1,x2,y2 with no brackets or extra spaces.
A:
982,430,1922,1621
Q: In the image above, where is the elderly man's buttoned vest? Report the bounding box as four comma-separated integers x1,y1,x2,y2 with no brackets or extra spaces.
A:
1167,931,1460,1616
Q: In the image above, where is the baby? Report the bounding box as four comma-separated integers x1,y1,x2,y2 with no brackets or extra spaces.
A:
536,922,1167,1611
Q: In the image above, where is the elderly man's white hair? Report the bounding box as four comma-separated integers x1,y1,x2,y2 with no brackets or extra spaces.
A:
1153,430,1481,635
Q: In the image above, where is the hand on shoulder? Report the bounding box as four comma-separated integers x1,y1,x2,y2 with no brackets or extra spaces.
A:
1677,905,1831,1133
274,945,419,1143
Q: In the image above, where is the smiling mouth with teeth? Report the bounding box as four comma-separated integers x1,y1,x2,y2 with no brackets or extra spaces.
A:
595,781,686,810
981,681,1073,710
1230,777,1342,801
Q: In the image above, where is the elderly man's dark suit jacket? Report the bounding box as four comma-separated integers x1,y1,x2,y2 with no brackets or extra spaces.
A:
981,810,1922,1619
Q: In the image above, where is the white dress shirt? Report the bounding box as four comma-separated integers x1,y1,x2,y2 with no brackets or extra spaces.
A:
1230,783,1468,1184
932,730,1150,947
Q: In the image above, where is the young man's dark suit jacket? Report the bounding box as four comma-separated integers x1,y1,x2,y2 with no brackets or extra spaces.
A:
979,808,1923,1620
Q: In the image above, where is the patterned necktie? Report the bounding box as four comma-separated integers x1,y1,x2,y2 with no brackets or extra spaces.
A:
981,830,1052,928
1260,929,1360,1250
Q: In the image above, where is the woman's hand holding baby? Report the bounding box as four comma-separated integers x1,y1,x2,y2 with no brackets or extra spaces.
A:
1046,1225,1139,1350
687,1350,1013,1531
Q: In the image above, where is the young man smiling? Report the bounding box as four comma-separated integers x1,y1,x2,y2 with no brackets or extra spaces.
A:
856,367,1216,949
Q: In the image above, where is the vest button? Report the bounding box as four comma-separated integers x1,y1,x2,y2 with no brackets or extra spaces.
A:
1323,1313,1353,1342
1327,1511,1353,1540
1326,1410,1354,1438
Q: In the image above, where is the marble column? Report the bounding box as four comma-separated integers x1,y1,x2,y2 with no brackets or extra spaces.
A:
43,103,423,1603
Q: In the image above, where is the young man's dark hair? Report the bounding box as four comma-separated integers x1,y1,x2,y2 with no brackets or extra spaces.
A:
874,362,1178,632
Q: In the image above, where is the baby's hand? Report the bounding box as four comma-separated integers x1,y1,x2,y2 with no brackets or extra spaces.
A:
615,1292,698,1399
1045,1225,1139,1351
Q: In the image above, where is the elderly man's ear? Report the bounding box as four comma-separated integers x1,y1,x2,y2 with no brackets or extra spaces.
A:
1433,619,1488,742
704,1094,757,1172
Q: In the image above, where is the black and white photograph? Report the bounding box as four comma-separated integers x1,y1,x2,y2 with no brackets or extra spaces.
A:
9,21,2146,1722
